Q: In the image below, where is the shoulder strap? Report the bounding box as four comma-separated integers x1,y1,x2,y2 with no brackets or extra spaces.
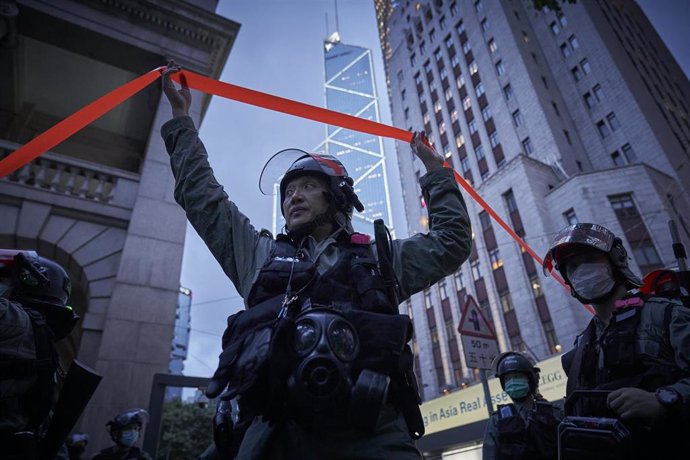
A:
565,320,596,400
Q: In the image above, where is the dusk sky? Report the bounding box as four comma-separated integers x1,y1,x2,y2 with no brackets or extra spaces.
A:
175,0,690,381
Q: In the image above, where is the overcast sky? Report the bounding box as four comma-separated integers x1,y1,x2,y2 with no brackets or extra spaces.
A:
176,0,690,380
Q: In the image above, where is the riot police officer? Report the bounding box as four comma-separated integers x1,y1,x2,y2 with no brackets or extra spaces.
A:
160,62,472,459
543,223,690,459
92,409,151,460
65,432,89,460
0,250,78,459
482,351,563,460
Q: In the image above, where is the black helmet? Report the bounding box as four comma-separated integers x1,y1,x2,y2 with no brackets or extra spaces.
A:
66,432,89,446
107,408,149,431
259,149,364,218
542,223,642,290
492,351,540,394
5,250,78,340
11,252,72,307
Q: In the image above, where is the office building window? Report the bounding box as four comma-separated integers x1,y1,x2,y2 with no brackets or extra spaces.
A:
469,61,478,74
593,84,604,101
504,189,518,213
622,143,637,162
560,43,571,58
583,92,595,108
410,54,417,67
550,21,560,35
522,137,533,155
611,151,626,166
456,20,465,34
475,143,485,160
454,270,464,290
476,81,485,97
596,120,610,138
481,106,492,121
462,95,471,110
450,2,458,16
564,208,578,224
489,248,503,270
607,112,621,131
451,109,459,122
503,84,513,101
469,119,478,134
571,66,583,81
456,134,465,148
489,131,499,148
420,41,427,54
499,292,513,312
512,109,523,127
496,60,505,76
488,39,498,53
471,260,481,280
463,41,471,54
580,58,591,74
435,48,444,62
481,18,490,33
568,34,579,49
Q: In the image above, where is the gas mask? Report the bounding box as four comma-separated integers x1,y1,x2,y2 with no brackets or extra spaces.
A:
568,262,616,302
288,307,390,432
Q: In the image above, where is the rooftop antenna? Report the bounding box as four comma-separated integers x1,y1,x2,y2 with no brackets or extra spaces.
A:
334,0,340,34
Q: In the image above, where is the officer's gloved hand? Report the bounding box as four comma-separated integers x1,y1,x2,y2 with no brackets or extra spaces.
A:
206,347,235,399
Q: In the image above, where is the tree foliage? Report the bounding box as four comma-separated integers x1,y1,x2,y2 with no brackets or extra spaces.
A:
156,399,216,460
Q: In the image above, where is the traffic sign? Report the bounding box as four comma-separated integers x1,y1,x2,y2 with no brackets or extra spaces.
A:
458,296,500,370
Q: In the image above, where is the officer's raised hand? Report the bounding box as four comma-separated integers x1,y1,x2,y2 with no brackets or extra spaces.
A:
410,131,444,172
161,59,191,118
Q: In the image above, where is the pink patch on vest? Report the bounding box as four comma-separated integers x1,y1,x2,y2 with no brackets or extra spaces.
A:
613,297,644,309
350,233,371,245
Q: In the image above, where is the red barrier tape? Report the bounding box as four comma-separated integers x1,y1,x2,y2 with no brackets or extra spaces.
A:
0,67,592,314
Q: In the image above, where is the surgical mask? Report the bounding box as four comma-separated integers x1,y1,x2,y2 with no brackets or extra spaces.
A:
119,430,139,447
568,262,616,301
504,377,530,400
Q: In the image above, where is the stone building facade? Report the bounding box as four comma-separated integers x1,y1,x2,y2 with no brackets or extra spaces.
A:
0,0,238,452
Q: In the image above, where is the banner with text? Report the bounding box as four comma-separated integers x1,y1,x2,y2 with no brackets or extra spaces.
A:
420,355,566,435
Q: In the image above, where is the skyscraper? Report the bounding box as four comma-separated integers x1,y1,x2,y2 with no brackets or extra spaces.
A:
376,0,690,408
272,31,395,236
165,287,192,401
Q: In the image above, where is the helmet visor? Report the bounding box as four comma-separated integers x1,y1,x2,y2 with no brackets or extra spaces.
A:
259,148,311,196
543,224,615,274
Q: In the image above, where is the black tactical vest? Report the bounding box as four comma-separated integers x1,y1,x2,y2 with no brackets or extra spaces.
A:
0,304,56,435
246,232,395,314
495,401,560,460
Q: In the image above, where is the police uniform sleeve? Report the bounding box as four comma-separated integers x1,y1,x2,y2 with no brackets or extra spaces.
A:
161,116,273,299
391,167,472,301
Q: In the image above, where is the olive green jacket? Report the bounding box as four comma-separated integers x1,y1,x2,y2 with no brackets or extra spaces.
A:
161,116,472,308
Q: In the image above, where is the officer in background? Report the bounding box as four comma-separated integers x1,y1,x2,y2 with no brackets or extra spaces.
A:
92,409,151,460
543,223,690,459
160,62,472,459
65,432,89,460
0,250,78,459
482,351,562,460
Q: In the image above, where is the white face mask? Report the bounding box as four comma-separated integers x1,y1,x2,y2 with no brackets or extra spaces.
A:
568,262,616,300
